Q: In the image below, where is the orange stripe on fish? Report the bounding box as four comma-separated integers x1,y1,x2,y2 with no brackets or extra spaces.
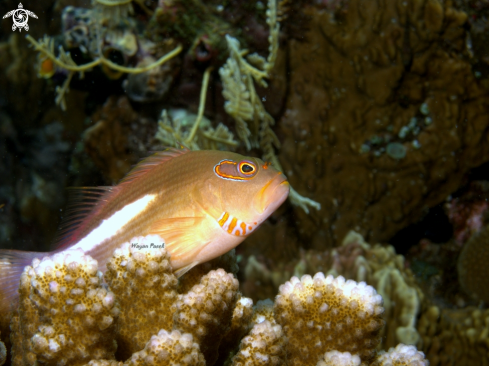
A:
240,222,247,235
227,217,238,234
218,212,230,227
218,212,260,237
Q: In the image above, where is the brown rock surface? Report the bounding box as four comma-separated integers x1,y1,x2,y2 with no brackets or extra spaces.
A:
276,0,489,249
83,96,158,184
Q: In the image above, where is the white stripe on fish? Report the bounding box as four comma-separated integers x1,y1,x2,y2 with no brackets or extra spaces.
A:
71,194,157,252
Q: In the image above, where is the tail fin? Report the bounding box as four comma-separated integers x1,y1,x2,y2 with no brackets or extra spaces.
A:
0,250,43,314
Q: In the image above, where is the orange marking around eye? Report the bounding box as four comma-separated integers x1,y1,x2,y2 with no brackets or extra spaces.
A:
240,222,247,234
227,217,238,234
219,159,236,166
239,161,256,175
214,159,257,181
218,212,229,227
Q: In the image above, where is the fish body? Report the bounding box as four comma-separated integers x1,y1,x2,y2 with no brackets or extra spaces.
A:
0,148,289,314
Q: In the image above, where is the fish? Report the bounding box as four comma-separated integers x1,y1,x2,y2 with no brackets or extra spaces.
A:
0,147,289,315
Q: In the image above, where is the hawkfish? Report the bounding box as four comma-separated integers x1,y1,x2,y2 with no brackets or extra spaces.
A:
0,147,289,314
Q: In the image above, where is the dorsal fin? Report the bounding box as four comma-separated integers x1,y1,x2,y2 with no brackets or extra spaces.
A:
118,147,190,186
52,147,190,251
52,187,114,250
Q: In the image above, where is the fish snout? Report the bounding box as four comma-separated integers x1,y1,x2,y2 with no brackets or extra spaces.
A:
254,172,290,215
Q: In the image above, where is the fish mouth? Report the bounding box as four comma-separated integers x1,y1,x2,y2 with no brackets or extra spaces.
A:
254,172,290,216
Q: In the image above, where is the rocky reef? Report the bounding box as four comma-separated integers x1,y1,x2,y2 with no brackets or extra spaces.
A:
274,0,489,251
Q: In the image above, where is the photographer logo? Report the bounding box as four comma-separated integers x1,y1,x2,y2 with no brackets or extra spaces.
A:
3,3,37,32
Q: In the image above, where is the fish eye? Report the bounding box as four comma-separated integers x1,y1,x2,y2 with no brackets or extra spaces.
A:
239,161,256,175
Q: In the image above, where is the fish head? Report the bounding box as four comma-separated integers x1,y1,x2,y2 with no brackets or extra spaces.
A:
208,151,289,231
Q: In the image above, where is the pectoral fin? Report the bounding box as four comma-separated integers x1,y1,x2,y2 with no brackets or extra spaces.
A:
149,217,209,263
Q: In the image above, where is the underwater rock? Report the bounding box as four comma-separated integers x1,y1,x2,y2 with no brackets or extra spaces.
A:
123,58,173,102
0,113,77,256
406,238,468,309
457,224,489,303
83,96,158,184
386,142,407,160
444,181,489,246
453,0,489,81
417,305,489,366
277,0,489,250
0,331,5,366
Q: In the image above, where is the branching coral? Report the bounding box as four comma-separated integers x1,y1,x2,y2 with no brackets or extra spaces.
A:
216,295,254,364
124,330,205,366
173,269,239,365
84,330,205,366
274,273,384,364
230,320,286,366
10,249,120,366
243,231,424,349
371,344,429,366
6,234,429,366
104,236,178,358
252,299,276,325
316,351,361,366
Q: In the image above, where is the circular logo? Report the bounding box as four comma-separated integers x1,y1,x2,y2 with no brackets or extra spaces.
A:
12,8,29,28
3,3,37,32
